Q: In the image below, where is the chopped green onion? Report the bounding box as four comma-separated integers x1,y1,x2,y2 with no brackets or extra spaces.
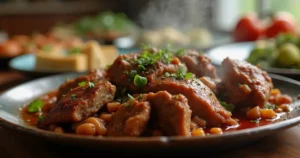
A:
88,82,95,88
78,81,87,87
71,94,76,100
138,65,146,72
134,74,147,88
220,101,235,112
67,47,81,55
38,115,44,122
250,120,259,123
184,72,193,79
27,99,44,113
175,48,185,56
128,94,135,101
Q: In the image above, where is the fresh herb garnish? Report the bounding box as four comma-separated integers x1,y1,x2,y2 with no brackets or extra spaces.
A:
128,94,135,101
88,82,95,88
175,66,193,80
27,99,44,113
138,94,143,99
134,74,147,88
264,104,274,109
209,93,212,96
38,115,44,122
220,101,235,112
71,94,76,100
129,70,137,78
78,81,87,87
138,65,146,72
250,120,259,123
175,48,185,56
164,72,170,77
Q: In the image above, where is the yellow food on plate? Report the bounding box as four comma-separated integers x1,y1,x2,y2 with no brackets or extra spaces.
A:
35,53,88,72
34,40,118,72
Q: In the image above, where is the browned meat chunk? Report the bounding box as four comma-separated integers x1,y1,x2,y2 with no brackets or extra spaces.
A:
220,57,273,108
39,81,116,127
146,91,191,136
145,77,235,127
106,52,185,92
199,76,221,95
177,50,218,78
107,100,151,137
57,69,106,101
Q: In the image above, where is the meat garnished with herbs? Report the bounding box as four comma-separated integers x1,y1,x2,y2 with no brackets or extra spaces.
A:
38,81,116,128
107,99,151,137
145,77,235,127
176,50,218,79
219,57,273,108
22,46,295,137
57,69,107,101
146,91,191,136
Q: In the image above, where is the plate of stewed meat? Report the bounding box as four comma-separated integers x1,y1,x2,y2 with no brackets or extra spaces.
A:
1,46,300,152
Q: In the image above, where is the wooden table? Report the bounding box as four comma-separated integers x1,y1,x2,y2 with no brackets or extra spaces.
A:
1,71,300,158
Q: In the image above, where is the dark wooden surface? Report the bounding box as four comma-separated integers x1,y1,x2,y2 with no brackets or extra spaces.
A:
1,71,300,158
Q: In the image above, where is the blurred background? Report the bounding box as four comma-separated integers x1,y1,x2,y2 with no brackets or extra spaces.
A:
0,0,299,75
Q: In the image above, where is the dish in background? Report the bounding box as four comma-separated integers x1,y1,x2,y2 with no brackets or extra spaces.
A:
136,26,213,49
9,44,118,77
52,11,138,44
1,72,300,151
206,41,300,79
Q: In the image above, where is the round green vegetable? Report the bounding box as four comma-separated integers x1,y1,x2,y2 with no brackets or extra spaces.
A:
276,43,300,67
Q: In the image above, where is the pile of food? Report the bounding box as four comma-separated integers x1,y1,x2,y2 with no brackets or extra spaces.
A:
34,40,118,72
137,26,213,49
247,33,300,69
52,11,137,43
0,33,82,58
21,46,295,137
233,11,298,42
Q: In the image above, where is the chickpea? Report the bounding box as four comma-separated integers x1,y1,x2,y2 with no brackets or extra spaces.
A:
260,109,276,119
246,106,261,120
100,113,112,123
107,102,120,113
278,104,290,112
53,127,64,133
271,89,281,95
76,123,96,136
274,107,283,113
85,117,107,136
276,95,292,105
191,128,205,137
210,127,223,135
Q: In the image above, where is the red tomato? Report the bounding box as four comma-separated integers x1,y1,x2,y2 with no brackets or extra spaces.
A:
265,12,298,38
233,13,265,42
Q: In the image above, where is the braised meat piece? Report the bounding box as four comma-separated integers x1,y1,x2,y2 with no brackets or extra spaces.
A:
39,81,116,128
220,57,273,108
57,69,107,101
145,77,235,127
146,91,191,136
177,50,218,78
107,100,151,137
199,76,221,95
106,52,185,92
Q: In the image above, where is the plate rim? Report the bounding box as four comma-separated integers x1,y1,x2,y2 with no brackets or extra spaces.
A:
0,73,300,144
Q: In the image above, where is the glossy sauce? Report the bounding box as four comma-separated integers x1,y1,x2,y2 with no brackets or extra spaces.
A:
21,90,289,134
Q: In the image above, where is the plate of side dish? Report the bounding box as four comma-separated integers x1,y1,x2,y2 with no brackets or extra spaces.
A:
206,34,300,80
1,47,300,152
